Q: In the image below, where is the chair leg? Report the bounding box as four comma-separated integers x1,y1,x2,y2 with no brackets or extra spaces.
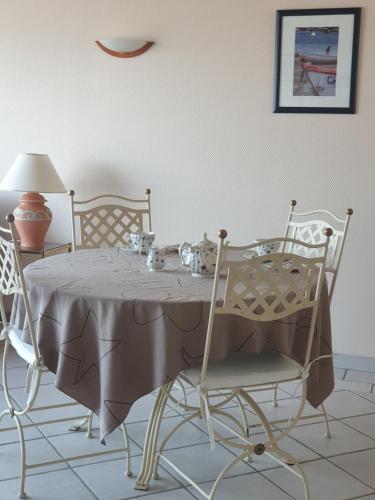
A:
86,411,93,438
209,450,250,499
154,412,200,480
320,403,331,438
234,393,250,437
174,377,188,406
270,447,311,500
121,423,133,477
272,384,279,408
13,413,27,499
68,411,93,437
135,380,174,491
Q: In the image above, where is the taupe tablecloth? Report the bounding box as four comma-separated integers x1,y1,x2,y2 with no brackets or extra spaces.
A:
12,248,333,441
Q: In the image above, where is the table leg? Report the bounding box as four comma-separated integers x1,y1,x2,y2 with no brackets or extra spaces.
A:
134,380,174,490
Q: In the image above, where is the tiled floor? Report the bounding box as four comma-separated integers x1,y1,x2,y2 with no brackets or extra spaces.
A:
1,347,375,499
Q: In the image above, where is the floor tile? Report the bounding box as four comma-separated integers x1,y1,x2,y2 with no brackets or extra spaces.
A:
137,489,195,499
0,412,43,445
246,387,292,404
10,383,76,408
160,442,253,485
0,348,27,369
48,426,142,467
333,354,375,373
0,438,68,480
0,469,96,499
188,473,293,499
342,414,375,440
29,403,94,437
127,414,210,451
74,455,182,499
334,368,346,380
253,397,326,429
2,366,55,390
334,380,373,393
289,420,375,457
323,391,375,419
264,458,373,499
168,388,237,415
331,449,375,489
278,380,299,395
128,393,178,423
346,370,375,384
191,405,264,440
354,392,375,402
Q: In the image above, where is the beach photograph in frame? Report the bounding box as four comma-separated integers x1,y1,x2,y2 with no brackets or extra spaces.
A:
273,8,361,113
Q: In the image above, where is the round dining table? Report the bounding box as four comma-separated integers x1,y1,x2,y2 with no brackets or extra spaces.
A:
12,247,334,487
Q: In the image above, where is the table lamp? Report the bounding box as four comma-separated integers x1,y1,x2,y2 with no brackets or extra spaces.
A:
0,153,66,250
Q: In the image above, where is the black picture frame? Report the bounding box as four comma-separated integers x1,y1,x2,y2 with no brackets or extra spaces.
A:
273,8,361,114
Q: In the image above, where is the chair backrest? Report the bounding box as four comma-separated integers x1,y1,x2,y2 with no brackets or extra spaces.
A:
0,215,40,362
200,230,332,385
69,189,152,251
284,200,353,302
0,223,22,297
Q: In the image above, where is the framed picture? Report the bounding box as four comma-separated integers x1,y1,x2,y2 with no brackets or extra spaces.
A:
273,8,361,114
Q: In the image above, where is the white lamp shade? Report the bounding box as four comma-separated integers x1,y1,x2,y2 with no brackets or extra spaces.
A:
0,153,66,193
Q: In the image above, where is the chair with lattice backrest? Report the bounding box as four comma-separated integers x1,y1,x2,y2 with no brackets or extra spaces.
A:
283,200,353,304
0,214,132,499
146,229,332,500
69,189,152,251
267,200,352,412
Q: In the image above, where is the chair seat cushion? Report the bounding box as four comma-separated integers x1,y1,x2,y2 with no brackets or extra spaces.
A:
180,351,303,391
7,328,36,365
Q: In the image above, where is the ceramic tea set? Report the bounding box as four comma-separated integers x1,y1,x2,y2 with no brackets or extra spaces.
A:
128,232,166,271
179,233,218,277
128,231,280,275
130,232,155,254
128,231,219,275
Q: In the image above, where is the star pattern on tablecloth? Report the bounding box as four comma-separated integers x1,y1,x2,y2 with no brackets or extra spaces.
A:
181,347,203,367
40,291,62,325
132,299,204,333
60,308,121,385
104,399,133,425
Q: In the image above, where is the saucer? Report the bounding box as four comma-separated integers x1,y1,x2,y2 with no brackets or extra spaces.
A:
120,244,139,253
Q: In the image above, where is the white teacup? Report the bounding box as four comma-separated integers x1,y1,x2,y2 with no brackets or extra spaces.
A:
130,232,155,254
147,246,166,271
255,240,280,256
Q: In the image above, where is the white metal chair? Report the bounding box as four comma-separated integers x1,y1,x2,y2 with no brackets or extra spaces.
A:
0,215,132,498
69,189,152,251
269,200,353,409
148,229,332,500
68,188,164,435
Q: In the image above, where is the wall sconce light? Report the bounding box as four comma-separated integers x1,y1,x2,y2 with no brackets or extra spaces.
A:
95,39,154,58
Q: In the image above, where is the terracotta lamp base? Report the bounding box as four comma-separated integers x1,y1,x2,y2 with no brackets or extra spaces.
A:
14,192,52,250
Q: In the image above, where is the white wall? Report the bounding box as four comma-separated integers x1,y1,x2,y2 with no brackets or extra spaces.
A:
0,0,374,356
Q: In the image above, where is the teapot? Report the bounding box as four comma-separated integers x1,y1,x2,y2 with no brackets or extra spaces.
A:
179,233,218,277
